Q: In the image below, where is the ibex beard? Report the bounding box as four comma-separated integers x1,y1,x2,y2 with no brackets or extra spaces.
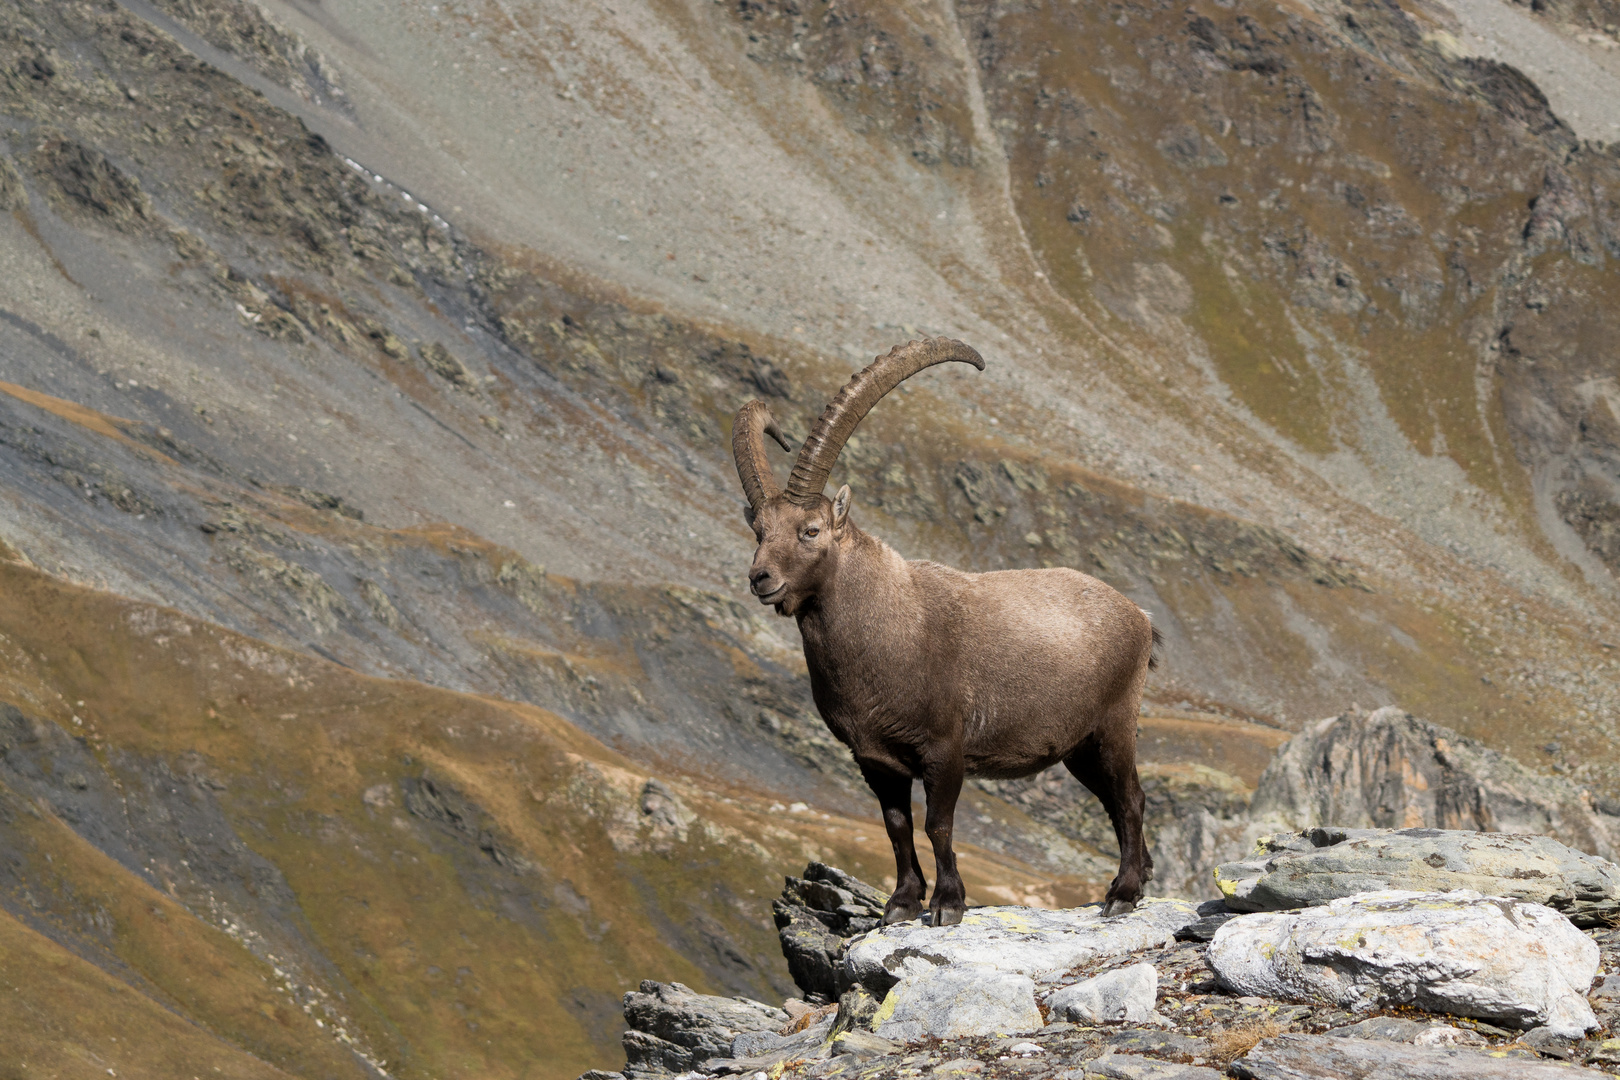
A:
732,337,1158,927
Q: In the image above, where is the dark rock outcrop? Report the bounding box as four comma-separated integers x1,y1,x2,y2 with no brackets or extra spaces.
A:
620,981,786,1079
772,863,887,1003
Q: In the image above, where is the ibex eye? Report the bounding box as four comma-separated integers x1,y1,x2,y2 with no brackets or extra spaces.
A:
804,527,820,538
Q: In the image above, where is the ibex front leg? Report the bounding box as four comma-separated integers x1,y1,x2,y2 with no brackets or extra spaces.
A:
923,752,966,927
862,764,926,924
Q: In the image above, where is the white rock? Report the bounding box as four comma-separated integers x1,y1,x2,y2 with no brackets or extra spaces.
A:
1048,963,1158,1024
1208,889,1599,1037
1411,1025,1484,1047
844,900,1198,993
873,965,1044,1042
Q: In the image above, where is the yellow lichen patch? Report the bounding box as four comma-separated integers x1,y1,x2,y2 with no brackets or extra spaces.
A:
960,909,1036,932
871,989,901,1028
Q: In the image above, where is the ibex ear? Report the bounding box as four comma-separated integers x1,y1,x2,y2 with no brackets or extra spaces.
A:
743,503,757,529
831,485,851,529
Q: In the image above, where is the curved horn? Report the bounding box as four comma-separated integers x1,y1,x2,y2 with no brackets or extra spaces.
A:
732,400,793,513
786,337,984,502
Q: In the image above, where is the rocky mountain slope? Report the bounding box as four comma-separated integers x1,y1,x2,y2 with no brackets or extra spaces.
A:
2,0,1620,1075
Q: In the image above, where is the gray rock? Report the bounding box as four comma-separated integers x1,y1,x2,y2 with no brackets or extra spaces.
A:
1214,826,1620,927
1248,707,1618,862
1323,1017,1486,1046
1324,1017,1430,1041
1587,1037,1620,1066
728,1016,834,1061
1048,963,1158,1024
578,1072,627,1080
1077,1053,1224,1079
808,1052,860,1077
1208,890,1600,1037
621,980,788,1076
775,863,888,1001
622,1031,695,1076
1230,1033,1600,1078
1521,1025,1576,1058
827,1029,898,1058
1411,1025,1485,1047
1171,913,1233,943
1104,1029,1214,1059
845,899,1199,995
873,966,1044,1042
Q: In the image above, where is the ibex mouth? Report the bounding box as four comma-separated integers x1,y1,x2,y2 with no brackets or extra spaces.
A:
755,584,787,604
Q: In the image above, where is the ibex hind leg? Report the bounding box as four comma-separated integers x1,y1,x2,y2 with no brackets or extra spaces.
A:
1063,716,1151,917
862,765,927,924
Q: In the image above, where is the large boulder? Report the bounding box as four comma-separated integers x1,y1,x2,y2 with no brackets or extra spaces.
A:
620,981,788,1077
1231,1033,1605,1079
872,967,1044,1042
1213,827,1620,926
1249,707,1617,860
1207,890,1600,1037
843,899,1199,994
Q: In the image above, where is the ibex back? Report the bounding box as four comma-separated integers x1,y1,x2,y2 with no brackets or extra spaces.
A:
732,338,1157,926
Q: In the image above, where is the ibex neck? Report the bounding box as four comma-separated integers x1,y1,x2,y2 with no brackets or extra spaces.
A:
797,529,920,651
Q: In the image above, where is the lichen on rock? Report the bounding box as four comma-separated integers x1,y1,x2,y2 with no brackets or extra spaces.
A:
1214,827,1620,926
1207,889,1600,1037
843,899,1200,996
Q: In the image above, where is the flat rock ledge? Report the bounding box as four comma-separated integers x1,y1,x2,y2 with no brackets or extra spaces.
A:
846,900,1201,995
1208,889,1601,1037
1230,1033,1608,1079
1215,828,1620,926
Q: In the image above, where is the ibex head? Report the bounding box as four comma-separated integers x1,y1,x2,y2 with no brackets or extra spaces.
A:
732,337,985,616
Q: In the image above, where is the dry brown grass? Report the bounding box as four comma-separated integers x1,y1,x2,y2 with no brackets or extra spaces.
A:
1210,1018,1284,1064
779,1002,839,1034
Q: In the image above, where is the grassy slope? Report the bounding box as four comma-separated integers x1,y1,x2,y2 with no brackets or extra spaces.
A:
0,552,1090,1079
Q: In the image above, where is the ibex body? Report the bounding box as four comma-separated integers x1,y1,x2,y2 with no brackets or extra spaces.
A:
733,339,1156,926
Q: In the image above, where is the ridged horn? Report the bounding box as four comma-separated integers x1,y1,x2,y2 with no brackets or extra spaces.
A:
732,400,793,513
785,337,984,503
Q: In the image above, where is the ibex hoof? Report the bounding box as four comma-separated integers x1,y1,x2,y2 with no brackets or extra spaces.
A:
930,906,964,927
882,902,924,925
1101,898,1137,918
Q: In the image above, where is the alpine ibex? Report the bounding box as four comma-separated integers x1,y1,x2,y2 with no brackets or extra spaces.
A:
732,337,1158,926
